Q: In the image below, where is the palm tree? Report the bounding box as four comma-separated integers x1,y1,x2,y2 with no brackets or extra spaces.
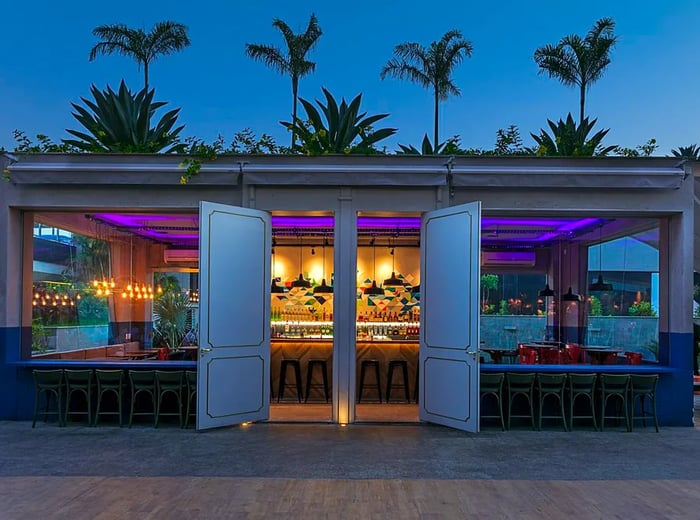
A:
534,18,618,124
380,30,473,148
89,21,191,90
245,14,322,147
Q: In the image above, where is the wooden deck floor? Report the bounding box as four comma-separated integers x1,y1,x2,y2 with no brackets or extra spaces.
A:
3,476,699,519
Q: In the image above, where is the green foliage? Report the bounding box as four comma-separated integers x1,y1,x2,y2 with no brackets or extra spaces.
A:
281,87,397,155
153,290,190,349
530,113,617,156
534,17,617,123
12,130,78,153
628,301,656,317
480,274,499,314
381,30,473,147
90,21,191,90
396,134,448,155
615,138,658,157
498,299,509,315
64,81,186,153
31,319,49,352
589,295,603,316
671,144,700,161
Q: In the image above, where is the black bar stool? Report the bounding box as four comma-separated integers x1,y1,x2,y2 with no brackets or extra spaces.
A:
32,369,65,428
304,359,330,403
95,369,124,427
386,360,410,403
358,359,382,403
64,369,94,426
277,359,303,402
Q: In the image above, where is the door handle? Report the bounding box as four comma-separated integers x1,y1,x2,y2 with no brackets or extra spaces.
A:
467,350,478,356
200,347,212,354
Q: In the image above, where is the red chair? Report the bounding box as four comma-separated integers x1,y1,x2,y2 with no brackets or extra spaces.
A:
564,344,582,364
518,344,537,364
625,352,642,365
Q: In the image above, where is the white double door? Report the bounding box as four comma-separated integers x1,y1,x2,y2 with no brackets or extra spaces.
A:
196,201,481,432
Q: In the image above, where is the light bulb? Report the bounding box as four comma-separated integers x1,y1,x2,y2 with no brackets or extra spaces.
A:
122,291,127,298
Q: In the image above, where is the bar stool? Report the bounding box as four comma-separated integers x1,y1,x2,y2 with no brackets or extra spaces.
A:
536,373,568,431
128,370,157,427
155,370,184,428
304,359,330,403
184,370,197,428
599,373,631,431
506,372,536,430
277,359,303,402
630,374,659,432
386,360,410,403
64,369,94,426
480,372,505,430
94,369,124,427
32,369,65,428
358,359,382,403
568,373,597,431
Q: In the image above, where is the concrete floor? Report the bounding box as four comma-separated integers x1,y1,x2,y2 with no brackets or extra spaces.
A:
0,398,698,518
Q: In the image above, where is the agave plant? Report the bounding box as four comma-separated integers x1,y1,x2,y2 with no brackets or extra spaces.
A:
396,134,448,155
280,87,396,155
530,113,616,156
64,80,185,153
671,144,700,161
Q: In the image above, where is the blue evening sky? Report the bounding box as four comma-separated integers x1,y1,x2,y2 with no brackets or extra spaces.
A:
1,0,698,154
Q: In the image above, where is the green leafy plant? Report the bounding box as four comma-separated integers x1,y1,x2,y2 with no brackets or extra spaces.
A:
534,17,618,123
64,81,185,153
671,144,700,161
31,318,50,353
615,138,658,157
89,21,191,90
12,130,78,153
396,134,449,155
480,274,499,313
628,301,656,317
589,294,603,316
153,290,190,349
531,113,617,156
498,299,509,315
281,87,397,155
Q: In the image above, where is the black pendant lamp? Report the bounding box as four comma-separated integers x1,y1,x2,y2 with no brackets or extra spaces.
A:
313,238,333,294
538,284,555,298
383,241,403,287
561,286,583,302
291,236,311,288
363,237,385,295
588,224,613,292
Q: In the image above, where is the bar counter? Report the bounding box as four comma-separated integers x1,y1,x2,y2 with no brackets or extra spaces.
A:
271,339,419,400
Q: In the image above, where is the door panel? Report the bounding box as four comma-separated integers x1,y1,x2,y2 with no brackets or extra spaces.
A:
419,201,481,432
197,201,271,430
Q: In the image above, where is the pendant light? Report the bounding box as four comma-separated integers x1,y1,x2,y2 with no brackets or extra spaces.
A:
538,283,555,298
383,237,403,287
363,237,384,295
313,237,333,294
588,223,613,292
561,243,582,302
291,235,311,289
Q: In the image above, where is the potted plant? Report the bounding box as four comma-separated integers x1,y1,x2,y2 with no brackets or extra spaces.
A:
153,290,189,351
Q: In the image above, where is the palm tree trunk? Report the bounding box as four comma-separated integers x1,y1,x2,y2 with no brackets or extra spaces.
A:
291,77,299,149
579,83,586,124
434,88,439,151
144,61,150,91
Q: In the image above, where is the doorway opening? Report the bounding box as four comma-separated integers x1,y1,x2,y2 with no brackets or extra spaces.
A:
355,213,421,423
267,213,335,422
